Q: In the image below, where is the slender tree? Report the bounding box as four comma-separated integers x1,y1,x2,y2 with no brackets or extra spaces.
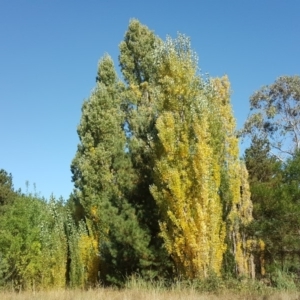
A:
210,77,255,278
150,35,227,279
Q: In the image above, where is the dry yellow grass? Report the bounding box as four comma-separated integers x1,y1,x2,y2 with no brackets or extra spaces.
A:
0,288,299,300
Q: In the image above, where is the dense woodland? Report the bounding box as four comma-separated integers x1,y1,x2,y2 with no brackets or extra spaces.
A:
1,20,300,291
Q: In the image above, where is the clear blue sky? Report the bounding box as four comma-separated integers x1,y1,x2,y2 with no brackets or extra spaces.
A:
1,0,299,199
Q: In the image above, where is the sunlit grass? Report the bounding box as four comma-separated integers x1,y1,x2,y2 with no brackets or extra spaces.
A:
1,277,300,300
1,288,299,300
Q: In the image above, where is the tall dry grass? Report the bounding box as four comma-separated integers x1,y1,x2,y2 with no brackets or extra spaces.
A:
1,276,300,300
0,287,300,300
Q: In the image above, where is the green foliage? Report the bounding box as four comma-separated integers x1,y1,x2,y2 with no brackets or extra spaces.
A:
244,137,281,185
242,75,300,159
65,217,99,288
0,169,16,209
71,45,169,286
8,20,298,292
119,20,173,281
0,193,68,290
0,195,44,289
41,196,68,288
119,19,159,85
245,138,300,280
243,76,300,281
71,19,256,284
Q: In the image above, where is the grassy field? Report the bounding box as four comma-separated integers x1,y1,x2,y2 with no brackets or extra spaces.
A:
0,288,300,300
1,277,300,300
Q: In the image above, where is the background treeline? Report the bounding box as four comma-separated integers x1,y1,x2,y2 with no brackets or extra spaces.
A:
1,20,300,291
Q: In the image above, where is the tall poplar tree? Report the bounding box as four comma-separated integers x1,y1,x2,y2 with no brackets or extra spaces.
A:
150,35,226,279
150,36,255,279
210,77,255,278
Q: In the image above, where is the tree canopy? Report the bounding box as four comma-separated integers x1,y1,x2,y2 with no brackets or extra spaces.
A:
70,20,255,282
3,19,300,291
242,75,300,160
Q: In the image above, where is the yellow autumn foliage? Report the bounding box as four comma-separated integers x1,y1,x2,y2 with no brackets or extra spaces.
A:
151,34,256,280
151,35,226,279
77,232,100,287
211,77,255,278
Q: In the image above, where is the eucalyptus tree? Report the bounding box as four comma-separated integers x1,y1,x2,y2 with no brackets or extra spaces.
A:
242,75,300,160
